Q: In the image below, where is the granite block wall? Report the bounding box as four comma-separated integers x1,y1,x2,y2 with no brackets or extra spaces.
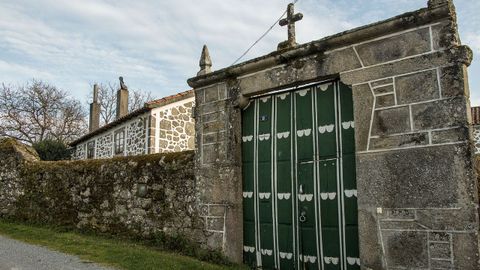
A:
153,99,195,153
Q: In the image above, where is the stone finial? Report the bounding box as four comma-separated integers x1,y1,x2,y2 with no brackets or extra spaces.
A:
119,76,128,90
428,0,452,8
197,45,212,76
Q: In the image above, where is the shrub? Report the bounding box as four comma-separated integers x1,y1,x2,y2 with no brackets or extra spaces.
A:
32,139,71,161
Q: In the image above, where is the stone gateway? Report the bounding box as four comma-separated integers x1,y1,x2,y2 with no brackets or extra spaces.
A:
188,0,480,269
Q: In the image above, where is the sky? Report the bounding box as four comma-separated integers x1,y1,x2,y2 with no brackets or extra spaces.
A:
0,0,479,105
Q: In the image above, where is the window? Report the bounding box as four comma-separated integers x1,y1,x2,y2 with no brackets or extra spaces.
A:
87,141,95,159
114,129,125,155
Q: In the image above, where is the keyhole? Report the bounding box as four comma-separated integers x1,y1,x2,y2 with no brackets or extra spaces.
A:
299,210,307,223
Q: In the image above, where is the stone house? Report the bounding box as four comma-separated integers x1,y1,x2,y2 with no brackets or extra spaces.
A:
70,84,195,159
188,0,480,269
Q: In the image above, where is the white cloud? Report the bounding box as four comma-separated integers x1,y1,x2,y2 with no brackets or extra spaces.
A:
465,33,480,53
0,0,478,104
0,60,54,81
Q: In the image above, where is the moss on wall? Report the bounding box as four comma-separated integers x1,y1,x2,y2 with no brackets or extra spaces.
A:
0,138,203,244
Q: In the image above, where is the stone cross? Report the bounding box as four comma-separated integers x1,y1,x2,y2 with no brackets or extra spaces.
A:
278,3,303,50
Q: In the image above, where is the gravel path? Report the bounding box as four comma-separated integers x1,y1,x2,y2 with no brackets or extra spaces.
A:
0,235,115,270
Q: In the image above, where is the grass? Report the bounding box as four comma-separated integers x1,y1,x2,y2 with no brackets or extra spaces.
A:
0,220,247,270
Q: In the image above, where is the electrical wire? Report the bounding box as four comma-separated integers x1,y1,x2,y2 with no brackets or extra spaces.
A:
231,0,300,66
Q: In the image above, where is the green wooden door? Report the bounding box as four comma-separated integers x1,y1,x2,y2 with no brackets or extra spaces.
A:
242,81,359,270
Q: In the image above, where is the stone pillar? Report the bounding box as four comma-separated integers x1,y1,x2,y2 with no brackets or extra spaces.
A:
147,114,156,154
89,84,101,132
191,79,243,263
190,47,244,262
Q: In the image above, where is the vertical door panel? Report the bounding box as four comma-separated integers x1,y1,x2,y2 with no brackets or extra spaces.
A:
297,163,319,269
339,81,360,269
275,92,295,269
295,87,320,269
295,89,314,162
339,83,355,155
257,96,275,269
316,83,337,159
242,101,256,266
319,159,341,270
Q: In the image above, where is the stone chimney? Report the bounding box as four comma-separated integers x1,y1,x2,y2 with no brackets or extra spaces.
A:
89,84,101,132
116,76,129,119
197,45,212,76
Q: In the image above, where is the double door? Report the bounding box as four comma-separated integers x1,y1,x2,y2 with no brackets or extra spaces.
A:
242,81,359,270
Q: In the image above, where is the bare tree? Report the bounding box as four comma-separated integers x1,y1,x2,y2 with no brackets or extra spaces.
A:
0,80,87,144
88,82,154,126
129,88,154,112
92,83,117,126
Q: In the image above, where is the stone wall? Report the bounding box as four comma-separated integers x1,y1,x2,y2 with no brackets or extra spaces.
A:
96,133,113,158
152,98,195,153
73,142,86,160
73,114,148,159
187,0,480,268
73,98,196,160
126,117,147,156
0,138,203,244
0,139,39,217
473,125,480,154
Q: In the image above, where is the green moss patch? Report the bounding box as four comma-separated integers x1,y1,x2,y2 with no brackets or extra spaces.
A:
0,220,246,270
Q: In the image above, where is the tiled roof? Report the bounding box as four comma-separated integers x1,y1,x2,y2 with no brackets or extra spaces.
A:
69,90,194,146
147,89,194,107
472,106,480,125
